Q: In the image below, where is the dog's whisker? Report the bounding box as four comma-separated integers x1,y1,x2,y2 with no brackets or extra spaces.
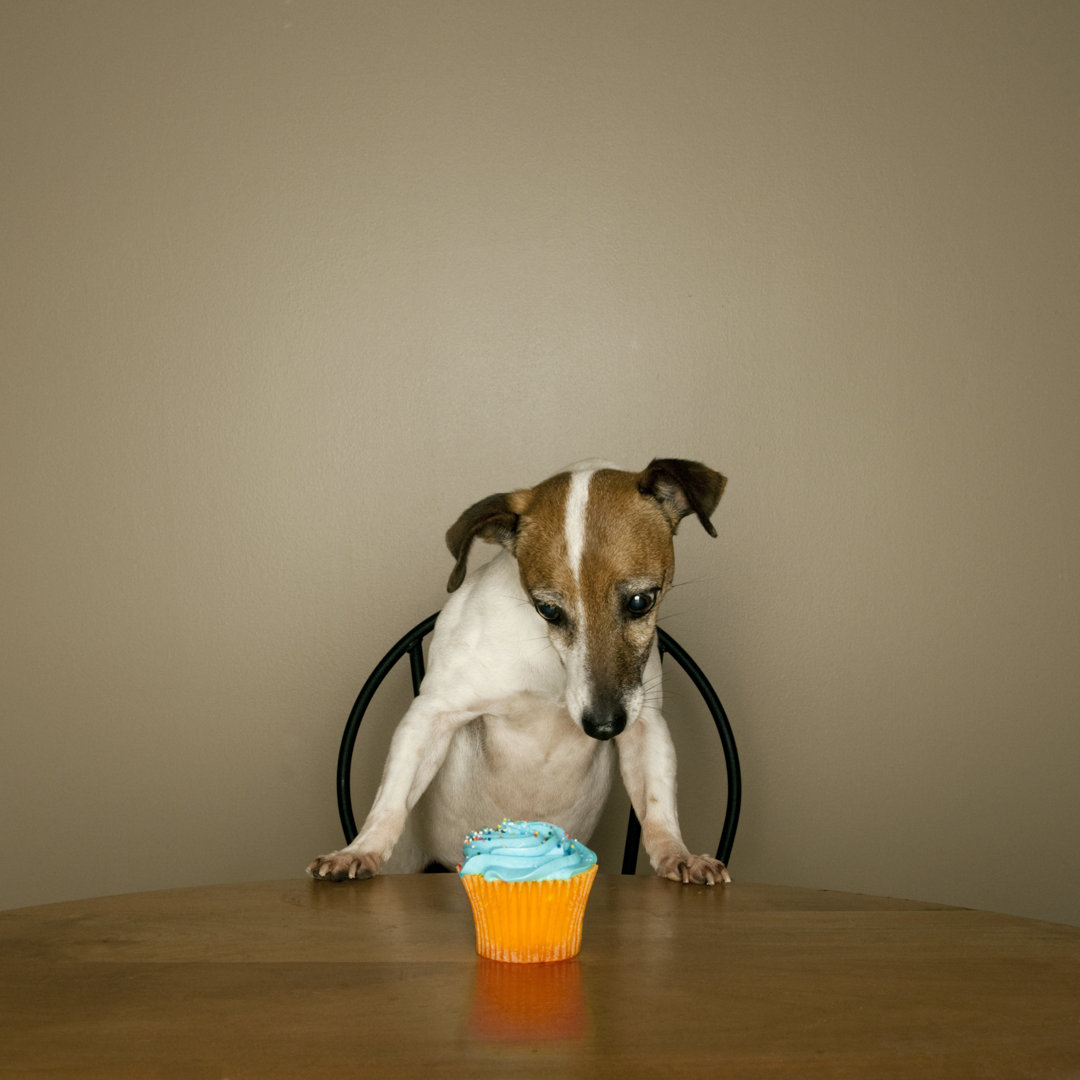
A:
655,610,695,629
667,575,712,591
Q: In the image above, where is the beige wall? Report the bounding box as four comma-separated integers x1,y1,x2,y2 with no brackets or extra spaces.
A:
3,1,1077,924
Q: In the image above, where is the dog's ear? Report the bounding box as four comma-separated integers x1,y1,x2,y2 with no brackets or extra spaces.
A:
445,492,520,592
638,458,727,536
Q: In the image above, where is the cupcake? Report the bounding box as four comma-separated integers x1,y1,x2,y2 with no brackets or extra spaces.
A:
459,820,598,964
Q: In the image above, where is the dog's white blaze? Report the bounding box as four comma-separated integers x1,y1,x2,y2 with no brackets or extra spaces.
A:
563,468,594,721
564,468,592,582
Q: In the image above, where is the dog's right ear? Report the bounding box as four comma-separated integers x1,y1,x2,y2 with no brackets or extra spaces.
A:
445,492,520,592
638,458,727,536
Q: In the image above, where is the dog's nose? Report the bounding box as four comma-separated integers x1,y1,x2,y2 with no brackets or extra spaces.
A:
582,704,627,741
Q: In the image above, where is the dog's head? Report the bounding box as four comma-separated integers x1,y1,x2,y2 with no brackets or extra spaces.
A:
445,458,726,740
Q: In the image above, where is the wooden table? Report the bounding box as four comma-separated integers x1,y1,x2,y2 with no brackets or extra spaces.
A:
1,874,1077,1078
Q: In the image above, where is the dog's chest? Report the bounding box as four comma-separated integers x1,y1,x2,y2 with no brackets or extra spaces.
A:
437,690,607,793
428,692,614,850
470,691,584,756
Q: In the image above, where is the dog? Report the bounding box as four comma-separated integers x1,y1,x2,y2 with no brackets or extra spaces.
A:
308,457,730,885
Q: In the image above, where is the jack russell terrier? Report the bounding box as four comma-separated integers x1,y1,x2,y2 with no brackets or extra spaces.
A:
308,457,730,885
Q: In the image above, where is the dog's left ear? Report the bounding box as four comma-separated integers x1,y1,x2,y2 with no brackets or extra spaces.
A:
638,458,727,536
445,492,521,592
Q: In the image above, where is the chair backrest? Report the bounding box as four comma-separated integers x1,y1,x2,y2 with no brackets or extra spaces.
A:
335,613,741,873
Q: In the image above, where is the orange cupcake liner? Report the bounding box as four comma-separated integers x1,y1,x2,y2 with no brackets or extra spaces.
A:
461,864,598,963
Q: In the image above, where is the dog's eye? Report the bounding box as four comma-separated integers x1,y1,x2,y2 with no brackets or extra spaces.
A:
626,592,656,617
535,601,563,623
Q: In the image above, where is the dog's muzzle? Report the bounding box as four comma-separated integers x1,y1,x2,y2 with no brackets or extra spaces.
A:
582,703,627,741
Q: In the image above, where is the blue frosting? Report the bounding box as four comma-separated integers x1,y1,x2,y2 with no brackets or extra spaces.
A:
459,820,598,882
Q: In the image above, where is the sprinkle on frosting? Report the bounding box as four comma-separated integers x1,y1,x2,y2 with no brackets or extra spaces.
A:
458,819,598,882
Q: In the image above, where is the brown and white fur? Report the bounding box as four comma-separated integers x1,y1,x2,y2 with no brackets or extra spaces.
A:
308,458,729,885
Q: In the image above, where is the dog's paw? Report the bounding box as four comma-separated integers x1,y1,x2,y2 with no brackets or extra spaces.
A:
657,853,731,887
306,849,382,882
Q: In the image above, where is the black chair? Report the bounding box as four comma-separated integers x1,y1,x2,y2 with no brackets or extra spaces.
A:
335,613,741,874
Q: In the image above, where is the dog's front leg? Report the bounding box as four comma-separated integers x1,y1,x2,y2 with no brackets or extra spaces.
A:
617,708,731,886
308,695,474,881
